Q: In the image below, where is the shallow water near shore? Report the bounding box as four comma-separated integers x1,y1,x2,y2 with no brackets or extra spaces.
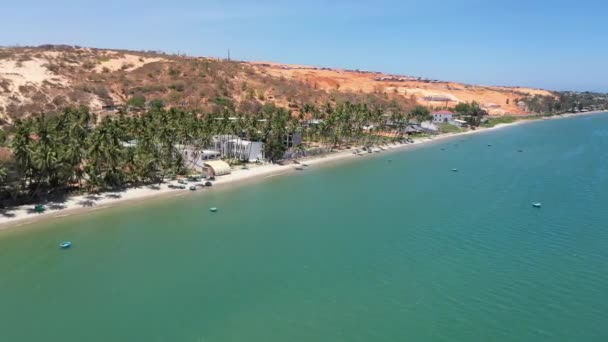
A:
1,113,608,341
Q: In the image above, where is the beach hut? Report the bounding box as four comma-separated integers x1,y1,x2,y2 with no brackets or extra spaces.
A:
203,160,231,178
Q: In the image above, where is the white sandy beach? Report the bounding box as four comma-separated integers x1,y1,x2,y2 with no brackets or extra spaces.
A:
0,112,602,230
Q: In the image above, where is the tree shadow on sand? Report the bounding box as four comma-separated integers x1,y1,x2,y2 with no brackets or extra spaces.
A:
0,209,16,218
105,193,122,199
77,200,96,207
48,203,68,211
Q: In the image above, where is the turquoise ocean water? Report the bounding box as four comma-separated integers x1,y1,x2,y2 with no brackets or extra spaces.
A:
1,114,608,341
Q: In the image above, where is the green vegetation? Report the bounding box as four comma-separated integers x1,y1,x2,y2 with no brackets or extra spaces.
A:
481,116,517,127
438,123,463,133
453,101,488,126
148,99,165,110
519,92,608,114
410,105,431,122
0,101,432,207
213,97,233,109
127,94,146,108
480,115,541,128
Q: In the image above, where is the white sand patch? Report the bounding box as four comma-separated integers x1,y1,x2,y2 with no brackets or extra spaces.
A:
94,54,166,73
0,58,71,119
0,59,69,89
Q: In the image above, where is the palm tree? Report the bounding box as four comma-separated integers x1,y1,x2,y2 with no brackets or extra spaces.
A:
11,121,34,188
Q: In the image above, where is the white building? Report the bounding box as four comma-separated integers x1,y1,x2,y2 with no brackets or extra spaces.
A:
211,135,265,162
226,139,265,162
432,110,455,123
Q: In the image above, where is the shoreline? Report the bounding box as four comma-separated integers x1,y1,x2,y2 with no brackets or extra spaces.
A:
0,111,605,231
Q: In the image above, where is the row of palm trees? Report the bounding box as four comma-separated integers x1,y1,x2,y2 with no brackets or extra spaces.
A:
0,102,428,206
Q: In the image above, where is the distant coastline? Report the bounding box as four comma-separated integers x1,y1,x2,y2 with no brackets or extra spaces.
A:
0,110,605,231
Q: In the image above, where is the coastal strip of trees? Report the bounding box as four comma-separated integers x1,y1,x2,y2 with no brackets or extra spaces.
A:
519,92,608,114
0,101,461,207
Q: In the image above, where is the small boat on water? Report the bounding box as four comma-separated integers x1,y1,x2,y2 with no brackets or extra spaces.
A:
60,241,72,249
532,202,542,208
209,207,218,212
451,168,459,172
518,149,524,152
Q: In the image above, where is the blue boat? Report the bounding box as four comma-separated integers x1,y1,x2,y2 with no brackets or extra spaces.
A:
60,241,72,249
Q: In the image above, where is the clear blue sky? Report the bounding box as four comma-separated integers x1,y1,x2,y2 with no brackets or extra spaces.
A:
2,0,607,92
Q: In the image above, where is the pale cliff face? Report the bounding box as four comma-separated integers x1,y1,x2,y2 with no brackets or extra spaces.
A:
251,61,555,115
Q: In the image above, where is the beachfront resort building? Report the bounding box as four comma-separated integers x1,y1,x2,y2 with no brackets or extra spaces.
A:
432,110,455,123
211,135,265,162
